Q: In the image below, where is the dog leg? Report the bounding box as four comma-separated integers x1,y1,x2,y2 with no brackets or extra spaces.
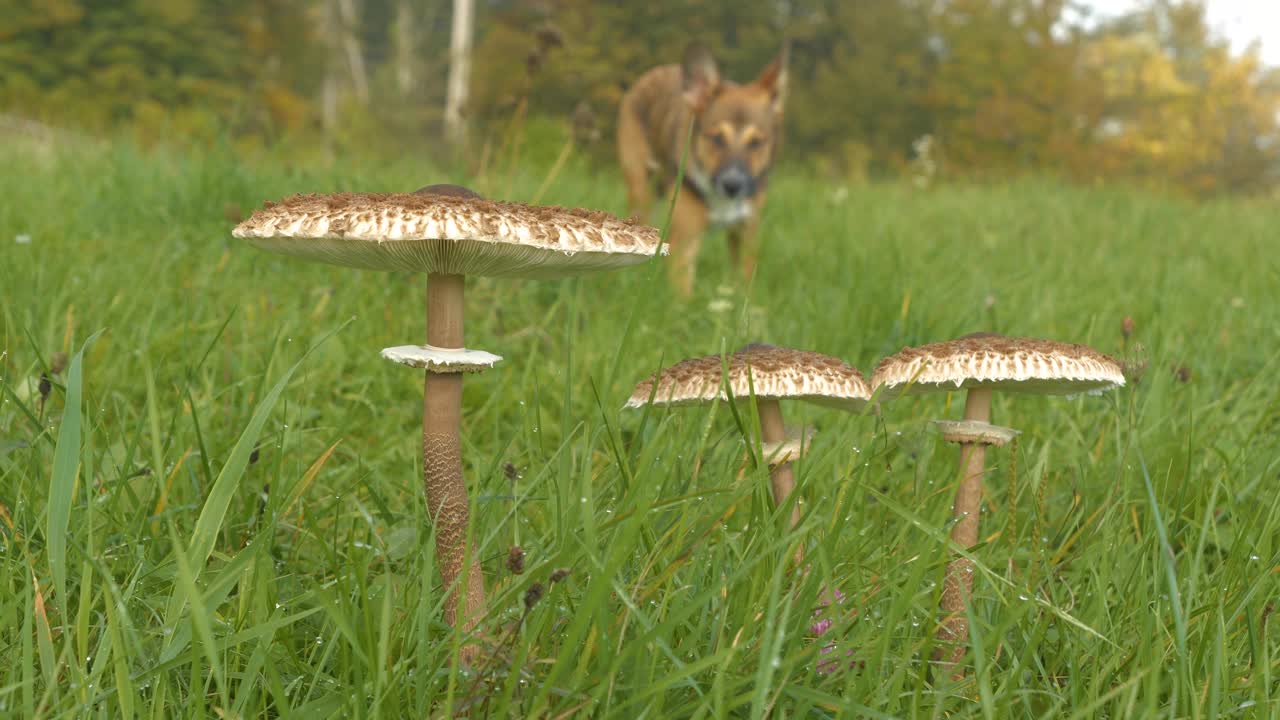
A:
616,100,654,218
667,189,708,297
727,198,764,284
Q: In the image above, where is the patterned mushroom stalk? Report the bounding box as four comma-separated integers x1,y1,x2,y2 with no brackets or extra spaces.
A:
872,333,1124,678
626,344,871,537
234,185,662,650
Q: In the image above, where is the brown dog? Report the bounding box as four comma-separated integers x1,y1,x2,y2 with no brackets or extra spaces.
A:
617,43,787,296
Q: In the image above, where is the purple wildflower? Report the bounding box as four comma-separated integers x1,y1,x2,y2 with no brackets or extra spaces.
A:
810,586,858,675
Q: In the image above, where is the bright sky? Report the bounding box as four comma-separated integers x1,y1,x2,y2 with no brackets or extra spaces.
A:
1084,0,1280,66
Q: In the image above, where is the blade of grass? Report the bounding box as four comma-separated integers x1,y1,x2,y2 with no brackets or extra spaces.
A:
162,323,346,632
47,329,102,614
103,587,136,720
167,523,229,708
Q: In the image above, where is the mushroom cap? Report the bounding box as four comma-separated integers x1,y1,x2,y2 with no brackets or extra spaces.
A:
871,333,1125,400
233,191,664,279
625,343,871,412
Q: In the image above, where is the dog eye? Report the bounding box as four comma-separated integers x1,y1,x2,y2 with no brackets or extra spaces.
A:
746,136,764,150
708,133,727,149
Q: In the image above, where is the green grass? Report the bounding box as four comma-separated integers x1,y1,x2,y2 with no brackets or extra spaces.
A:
1,135,1279,718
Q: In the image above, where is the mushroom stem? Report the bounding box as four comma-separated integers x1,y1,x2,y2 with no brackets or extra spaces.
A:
936,386,992,675
758,398,803,532
422,272,487,635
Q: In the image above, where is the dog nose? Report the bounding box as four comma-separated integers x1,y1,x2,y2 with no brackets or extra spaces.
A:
715,164,754,198
718,175,747,198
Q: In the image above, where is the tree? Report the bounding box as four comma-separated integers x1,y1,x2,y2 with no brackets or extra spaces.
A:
444,0,475,147
1083,1,1280,193
924,0,1095,175
785,0,936,176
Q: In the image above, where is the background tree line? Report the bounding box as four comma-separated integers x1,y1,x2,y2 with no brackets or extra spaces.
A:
3,0,1278,196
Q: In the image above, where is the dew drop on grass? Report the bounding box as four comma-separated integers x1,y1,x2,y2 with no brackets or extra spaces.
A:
1250,555,1261,561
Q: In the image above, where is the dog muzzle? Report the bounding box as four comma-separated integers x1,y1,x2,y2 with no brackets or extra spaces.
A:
712,162,757,200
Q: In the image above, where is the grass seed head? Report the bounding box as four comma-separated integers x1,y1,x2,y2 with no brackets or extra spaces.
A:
507,546,526,575
1121,316,1135,339
523,583,544,610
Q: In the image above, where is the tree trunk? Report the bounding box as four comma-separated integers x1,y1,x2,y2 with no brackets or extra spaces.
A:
336,0,369,104
395,0,415,97
321,0,340,134
444,0,475,147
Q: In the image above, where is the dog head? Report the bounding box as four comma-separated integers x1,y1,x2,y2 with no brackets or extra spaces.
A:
681,43,788,201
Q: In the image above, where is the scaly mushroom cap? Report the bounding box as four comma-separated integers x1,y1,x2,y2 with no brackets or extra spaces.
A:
626,343,871,412
233,191,664,279
871,333,1125,400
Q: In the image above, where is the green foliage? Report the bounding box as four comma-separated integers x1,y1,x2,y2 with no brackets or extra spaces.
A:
1,136,1278,716
3,0,1279,194
0,0,323,139
786,0,936,177
471,0,1280,194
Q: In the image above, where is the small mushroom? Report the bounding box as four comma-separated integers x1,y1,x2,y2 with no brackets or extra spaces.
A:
872,332,1124,677
234,187,662,645
625,343,872,535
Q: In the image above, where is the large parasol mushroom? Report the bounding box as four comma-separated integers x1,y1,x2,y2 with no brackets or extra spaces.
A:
234,185,662,647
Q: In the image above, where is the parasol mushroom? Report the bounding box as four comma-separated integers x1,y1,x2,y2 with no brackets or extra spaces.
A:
872,332,1125,677
234,185,662,647
626,343,872,535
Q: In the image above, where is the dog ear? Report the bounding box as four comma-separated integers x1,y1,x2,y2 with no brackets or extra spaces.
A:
755,42,789,115
681,43,720,110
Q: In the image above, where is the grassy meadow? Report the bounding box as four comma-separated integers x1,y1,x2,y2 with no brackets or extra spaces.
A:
1,135,1279,718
